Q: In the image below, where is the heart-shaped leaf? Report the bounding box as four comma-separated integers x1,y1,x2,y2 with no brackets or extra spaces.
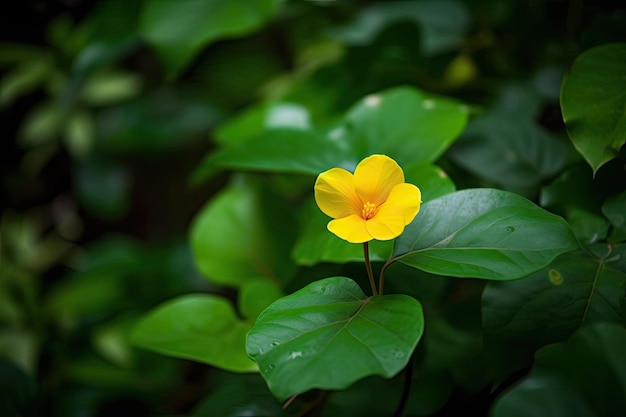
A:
246,277,424,401
343,87,469,167
482,245,626,381
561,43,626,174
491,322,626,417
448,111,569,197
190,176,296,288
393,189,579,279
131,294,257,373
193,87,468,181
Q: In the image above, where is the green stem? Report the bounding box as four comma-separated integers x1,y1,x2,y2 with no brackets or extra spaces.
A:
378,257,398,296
363,242,378,296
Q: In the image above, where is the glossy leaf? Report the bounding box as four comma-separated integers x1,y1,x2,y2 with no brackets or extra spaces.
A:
131,294,257,372
238,280,282,321
492,322,626,417
246,277,424,401
448,111,569,197
492,373,595,417
291,199,393,266
561,43,626,174
602,191,626,242
196,128,348,179
214,102,312,145
193,87,468,180
329,0,470,55
482,245,626,380
190,177,296,287
140,0,283,77
540,163,614,244
343,87,469,167
393,189,579,279
403,161,456,203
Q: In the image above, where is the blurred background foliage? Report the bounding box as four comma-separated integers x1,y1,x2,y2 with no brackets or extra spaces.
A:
1,0,625,416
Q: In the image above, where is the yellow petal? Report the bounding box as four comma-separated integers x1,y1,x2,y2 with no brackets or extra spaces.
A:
315,168,362,219
365,183,422,240
354,154,404,205
327,215,373,243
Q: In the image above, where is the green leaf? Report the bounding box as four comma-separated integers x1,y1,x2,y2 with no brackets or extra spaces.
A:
190,176,296,288
602,191,626,242
238,280,282,321
63,110,94,159
195,87,468,180
0,59,50,107
193,371,284,417
197,128,348,179
292,198,393,266
482,246,626,381
403,161,456,202
393,189,579,279
329,0,470,55
343,87,469,167
18,101,62,147
540,163,614,244
131,294,257,372
448,111,569,197
246,277,424,401
561,43,626,174
81,70,142,106
139,0,284,77
214,102,312,145
96,88,222,156
492,322,626,417
491,373,595,417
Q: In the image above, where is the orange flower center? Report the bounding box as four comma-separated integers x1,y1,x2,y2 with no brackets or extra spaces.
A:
361,202,377,220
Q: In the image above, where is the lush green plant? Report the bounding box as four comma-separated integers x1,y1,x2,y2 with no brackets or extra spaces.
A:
1,1,625,416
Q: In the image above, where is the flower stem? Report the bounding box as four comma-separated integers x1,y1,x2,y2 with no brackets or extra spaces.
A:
363,242,378,296
378,257,398,296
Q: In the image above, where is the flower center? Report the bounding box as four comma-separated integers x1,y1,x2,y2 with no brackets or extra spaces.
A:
362,202,377,220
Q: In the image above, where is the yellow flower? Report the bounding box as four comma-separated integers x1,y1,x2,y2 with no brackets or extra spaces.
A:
314,154,422,243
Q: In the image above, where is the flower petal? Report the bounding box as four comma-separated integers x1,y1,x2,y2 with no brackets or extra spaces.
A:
328,215,372,243
365,183,422,240
354,154,405,205
315,168,361,219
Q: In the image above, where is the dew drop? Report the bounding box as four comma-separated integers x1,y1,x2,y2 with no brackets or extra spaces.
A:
270,341,280,347
392,350,404,358
288,351,303,360
505,226,515,232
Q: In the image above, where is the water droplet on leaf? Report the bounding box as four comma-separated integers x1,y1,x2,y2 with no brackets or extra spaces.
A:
392,350,404,358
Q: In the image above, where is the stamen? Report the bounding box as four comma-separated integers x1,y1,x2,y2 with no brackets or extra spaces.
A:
362,202,377,220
